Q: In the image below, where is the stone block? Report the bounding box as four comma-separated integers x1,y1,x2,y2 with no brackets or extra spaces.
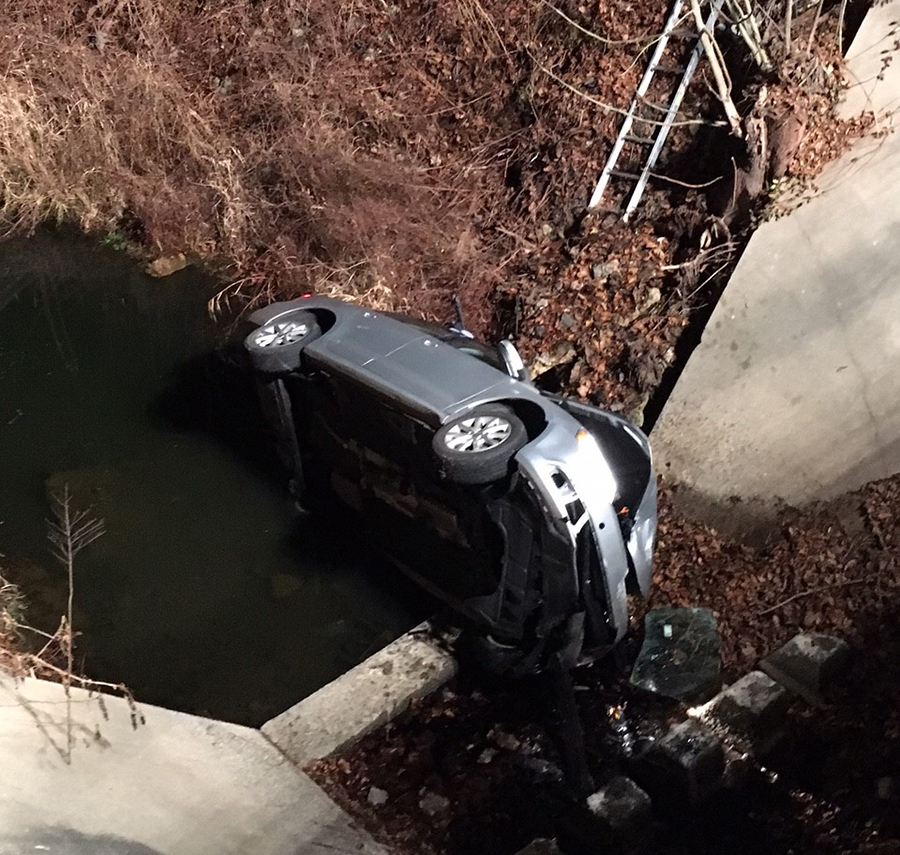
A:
759,633,851,706
698,670,792,756
633,719,725,808
558,776,653,855
513,839,563,855
630,607,721,703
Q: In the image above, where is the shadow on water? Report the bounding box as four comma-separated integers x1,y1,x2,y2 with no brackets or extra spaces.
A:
0,229,430,726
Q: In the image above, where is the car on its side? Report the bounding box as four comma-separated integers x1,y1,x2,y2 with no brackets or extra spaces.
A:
244,295,657,674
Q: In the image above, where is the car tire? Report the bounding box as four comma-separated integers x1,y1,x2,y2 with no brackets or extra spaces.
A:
244,310,322,375
433,404,527,485
457,632,546,679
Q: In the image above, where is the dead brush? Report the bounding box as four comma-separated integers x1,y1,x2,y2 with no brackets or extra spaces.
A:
0,0,498,328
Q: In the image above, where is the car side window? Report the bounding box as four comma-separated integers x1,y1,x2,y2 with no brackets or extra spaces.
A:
445,338,505,371
388,311,506,371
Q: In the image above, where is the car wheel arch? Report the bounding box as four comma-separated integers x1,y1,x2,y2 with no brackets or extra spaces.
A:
488,398,548,442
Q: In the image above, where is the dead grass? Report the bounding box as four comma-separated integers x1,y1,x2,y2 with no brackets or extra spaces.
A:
0,0,508,321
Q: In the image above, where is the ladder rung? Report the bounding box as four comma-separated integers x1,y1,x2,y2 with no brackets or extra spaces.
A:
593,207,624,217
624,134,655,145
668,28,696,39
609,169,641,180
656,65,686,74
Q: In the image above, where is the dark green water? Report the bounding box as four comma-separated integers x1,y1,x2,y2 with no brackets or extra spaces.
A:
0,232,427,725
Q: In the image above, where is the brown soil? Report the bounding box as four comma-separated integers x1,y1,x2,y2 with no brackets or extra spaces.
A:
307,474,900,855
0,0,874,419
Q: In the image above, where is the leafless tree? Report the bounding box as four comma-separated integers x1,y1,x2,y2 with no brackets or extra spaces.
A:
46,485,105,762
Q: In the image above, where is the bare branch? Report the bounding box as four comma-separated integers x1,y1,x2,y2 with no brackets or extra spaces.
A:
539,0,670,47
785,0,793,54
689,0,743,137
805,0,825,54
724,0,772,70
837,0,848,51
528,50,724,128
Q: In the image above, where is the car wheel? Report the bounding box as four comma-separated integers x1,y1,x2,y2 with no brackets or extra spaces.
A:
244,310,322,374
433,404,527,485
457,632,546,679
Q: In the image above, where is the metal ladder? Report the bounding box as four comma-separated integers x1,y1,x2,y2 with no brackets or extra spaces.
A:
588,0,727,221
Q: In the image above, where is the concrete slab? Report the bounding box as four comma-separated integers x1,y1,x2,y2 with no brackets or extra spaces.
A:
633,719,725,808
559,776,654,855
263,621,457,766
695,670,792,756
653,1,900,530
759,632,852,706
0,674,385,855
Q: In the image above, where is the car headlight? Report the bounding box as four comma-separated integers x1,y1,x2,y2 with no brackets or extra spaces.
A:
570,429,617,508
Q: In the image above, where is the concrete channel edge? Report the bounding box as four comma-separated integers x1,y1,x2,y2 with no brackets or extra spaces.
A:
261,620,458,767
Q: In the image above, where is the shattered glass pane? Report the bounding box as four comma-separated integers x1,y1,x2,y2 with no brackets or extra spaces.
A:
630,607,721,703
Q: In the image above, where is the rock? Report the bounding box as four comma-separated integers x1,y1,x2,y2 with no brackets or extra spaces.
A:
697,670,792,756
632,719,725,810
517,755,563,780
270,573,303,599
513,840,563,855
477,748,497,764
591,260,620,280
759,633,851,706
641,287,662,310
560,312,576,328
877,777,896,800
367,786,388,807
491,729,522,752
559,776,653,855
630,607,722,703
145,253,190,278
418,790,450,815
530,341,578,376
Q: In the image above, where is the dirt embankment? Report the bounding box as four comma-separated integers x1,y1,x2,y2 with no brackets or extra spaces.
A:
0,0,872,417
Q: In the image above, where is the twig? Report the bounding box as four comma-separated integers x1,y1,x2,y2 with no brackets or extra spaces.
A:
805,0,825,54
649,171,724,189
528,51,723,127
836,0,848,52
495,225,537,249
540,0,669,47
758,578,866,616
690,0,743,137
785,0,793,54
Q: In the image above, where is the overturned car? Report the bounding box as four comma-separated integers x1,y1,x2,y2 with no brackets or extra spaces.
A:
244,296,657,674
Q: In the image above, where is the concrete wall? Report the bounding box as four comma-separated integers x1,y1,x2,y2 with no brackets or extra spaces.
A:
653,1,900,529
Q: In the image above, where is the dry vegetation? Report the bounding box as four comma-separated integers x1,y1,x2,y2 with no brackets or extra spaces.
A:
0,0,872,378
0,0,512,318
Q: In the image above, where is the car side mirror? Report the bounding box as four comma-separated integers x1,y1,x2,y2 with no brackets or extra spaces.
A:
496,340,531,382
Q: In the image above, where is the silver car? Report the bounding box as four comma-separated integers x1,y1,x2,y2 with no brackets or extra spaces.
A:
244,296,657,674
